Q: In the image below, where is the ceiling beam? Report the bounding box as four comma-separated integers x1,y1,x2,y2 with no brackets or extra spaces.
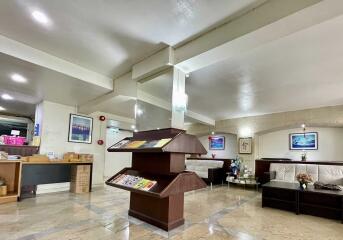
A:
174,0,343,73
137,89,215,126
0,34,113,90
78,72,136,114
93,111,135,125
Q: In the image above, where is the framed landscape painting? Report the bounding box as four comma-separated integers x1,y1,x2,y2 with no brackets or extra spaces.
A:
209,136,225,150
239,137,252,154
68,114,93,144
289,132,318,150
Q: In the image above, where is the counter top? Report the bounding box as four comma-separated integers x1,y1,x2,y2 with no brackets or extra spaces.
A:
0,160,22,163
22,161,93,165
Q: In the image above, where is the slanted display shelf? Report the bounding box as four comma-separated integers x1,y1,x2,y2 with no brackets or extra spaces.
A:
106,128,207,231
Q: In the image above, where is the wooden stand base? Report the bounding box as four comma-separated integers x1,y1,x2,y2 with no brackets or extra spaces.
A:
129,192,185,231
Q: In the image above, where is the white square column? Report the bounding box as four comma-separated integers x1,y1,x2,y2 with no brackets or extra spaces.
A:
171,67,187,129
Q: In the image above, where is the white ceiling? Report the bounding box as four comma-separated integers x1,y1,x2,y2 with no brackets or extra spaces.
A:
0,0,258,78
138,71,173,100
2,0,343,123
0,53,111,116
186,14,343,120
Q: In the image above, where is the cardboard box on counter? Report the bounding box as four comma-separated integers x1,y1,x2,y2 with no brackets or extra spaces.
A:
79,154,94,162
63,152,79,162
0,151,8,160
28,154,50,162
64,152,93,162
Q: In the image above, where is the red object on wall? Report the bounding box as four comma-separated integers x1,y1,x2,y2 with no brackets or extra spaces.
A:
99,115,106,121
97,139,104,145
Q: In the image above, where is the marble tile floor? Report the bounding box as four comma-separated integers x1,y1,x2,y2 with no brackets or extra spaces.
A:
0,185,342,240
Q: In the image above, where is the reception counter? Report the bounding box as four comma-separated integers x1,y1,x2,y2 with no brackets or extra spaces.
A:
20,161,93,199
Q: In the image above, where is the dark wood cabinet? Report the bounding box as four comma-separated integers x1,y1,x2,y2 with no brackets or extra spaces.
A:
106,128,207,231
262,182,343,223
0,145,39,156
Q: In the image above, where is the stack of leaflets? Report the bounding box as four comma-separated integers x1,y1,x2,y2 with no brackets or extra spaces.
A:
125,141,146,148
111,174,157,191
110,139,130,149
0,151,8,160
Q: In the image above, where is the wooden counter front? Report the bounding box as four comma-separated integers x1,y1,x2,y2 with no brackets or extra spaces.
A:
0,160,22,204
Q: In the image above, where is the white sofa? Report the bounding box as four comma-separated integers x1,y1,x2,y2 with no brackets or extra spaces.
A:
185,160,224,188
269,163,343,187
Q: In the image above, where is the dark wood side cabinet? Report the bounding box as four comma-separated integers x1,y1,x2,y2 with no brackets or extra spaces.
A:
262,182,343,223
106,128,207,231
0,145,39,156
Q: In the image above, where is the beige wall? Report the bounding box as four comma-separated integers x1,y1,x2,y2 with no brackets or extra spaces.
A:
198,133,237,159
258,127,343,161
187,105,343,171
105,129,132,179
39,101,107,185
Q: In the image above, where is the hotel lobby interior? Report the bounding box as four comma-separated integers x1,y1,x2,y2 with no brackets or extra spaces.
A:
1,0,343,239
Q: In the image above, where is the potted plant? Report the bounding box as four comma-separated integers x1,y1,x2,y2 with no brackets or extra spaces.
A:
0,177,7,196
296,173,313,190
230,156,242,179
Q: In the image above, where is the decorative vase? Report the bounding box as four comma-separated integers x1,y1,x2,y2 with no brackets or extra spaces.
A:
299,182,307,190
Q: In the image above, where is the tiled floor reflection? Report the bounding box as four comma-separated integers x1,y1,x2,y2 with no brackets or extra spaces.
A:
0,185,342,239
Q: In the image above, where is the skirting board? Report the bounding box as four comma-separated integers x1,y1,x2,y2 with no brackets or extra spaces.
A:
37,183,103,194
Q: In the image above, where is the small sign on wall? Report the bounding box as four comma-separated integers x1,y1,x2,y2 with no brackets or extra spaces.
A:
209,136,225,150
239,137,252,154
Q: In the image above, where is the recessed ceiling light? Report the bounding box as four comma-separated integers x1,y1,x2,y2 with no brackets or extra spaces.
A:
1,94,14,100
31,10,51,26
0,106,6,111
131,125,136,129
11,73,27,83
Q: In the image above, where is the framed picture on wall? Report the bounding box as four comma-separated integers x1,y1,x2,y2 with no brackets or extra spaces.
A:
68,114,93,144
289,132,318,150
209,136,225,150
239,137,252,154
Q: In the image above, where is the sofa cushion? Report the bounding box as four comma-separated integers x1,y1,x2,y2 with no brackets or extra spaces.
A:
318,165,343,185
186,160,223,168
295,164,319,182
270,163,295,182
185,160,224,179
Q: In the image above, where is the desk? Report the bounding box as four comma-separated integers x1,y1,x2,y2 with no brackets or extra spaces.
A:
20,161,93,199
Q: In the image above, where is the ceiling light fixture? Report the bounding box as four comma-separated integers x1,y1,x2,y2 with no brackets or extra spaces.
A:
131,125,136,129
0,106,6,111
31,10,52,26
11,73,27,83
1,94,14,100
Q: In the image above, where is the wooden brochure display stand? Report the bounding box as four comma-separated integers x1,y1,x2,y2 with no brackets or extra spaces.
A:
106,128,207,231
